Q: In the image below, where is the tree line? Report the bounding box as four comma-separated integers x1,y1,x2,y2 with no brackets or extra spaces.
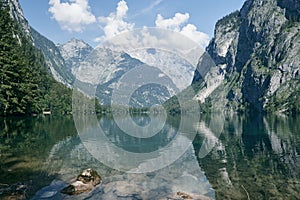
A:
0,1,101,116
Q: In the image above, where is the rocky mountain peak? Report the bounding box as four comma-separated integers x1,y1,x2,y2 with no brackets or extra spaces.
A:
194,0,300,113
63,38,92,49
4,0,31,39
58,38,94,69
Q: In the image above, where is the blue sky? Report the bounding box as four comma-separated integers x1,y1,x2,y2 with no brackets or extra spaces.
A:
19,0,245,47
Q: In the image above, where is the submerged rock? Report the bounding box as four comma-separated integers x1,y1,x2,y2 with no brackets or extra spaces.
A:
165,191,212,200
31,180,67,200
177,191,193,199
61,168,101,195
164,191,213,200
0,182,27,200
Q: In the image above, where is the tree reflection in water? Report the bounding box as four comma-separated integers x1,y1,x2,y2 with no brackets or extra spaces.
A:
194,114,300,199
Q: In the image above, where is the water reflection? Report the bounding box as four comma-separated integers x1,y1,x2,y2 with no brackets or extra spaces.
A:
0,116,77,198
1,113,299,199
100,114,176,153
194,114,300,199
35,114,214,199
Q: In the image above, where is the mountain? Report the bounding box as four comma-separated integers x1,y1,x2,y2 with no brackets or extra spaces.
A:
193,0,300,114
31,28,74,86
130,48,195,92
60,41,196,107
95,58,177,107
3,0,31,38
0,0,47,115
58,38,93,70
4,0,169,110
0,0,91,115
92,50,146,106
2,0,73,86
70,46,174,107
57,38,184,107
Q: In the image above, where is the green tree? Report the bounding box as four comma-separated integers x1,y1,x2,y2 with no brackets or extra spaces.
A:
0,1,102,116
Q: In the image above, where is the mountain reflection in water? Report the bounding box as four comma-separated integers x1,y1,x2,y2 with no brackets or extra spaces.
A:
194,114,300,200
0,113,299,199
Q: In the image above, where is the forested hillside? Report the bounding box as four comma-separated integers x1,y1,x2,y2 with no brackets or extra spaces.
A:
0,1,73,115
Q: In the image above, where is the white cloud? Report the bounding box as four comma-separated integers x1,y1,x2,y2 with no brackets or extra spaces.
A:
94,1,209,48
49,0,96,32
155,13,190,31
155,13,210,47
180,24,210,48
95,0,134,42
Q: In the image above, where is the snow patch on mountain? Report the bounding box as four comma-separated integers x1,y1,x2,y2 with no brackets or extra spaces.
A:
58,38,93,69
129,48,196,91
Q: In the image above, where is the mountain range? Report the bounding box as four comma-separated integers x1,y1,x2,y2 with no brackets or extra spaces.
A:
59,40,181,107
1,0,299,114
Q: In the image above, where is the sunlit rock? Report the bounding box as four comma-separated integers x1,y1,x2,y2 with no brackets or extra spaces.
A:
61,169,101,195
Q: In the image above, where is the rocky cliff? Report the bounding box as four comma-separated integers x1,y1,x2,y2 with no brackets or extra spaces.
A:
31,28,74,85
58,38,93,70
193,0,300,114
3,0,73,85
3,0,31,38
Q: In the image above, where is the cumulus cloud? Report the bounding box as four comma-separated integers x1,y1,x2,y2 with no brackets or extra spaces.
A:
155,13,209,47
94,1,209,47
180,24,210,48
49,0,96,32
95,0,134,42
155,13,190,31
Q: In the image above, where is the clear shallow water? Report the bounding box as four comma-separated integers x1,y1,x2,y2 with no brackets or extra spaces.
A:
0,114,299,199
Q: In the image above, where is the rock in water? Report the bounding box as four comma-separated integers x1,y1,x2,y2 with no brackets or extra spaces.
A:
76,168,102,186
167,191,212,200
177,191,193,199
61,168,101,195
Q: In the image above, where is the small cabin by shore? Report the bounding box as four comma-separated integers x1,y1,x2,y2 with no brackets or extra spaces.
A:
42,111,51,115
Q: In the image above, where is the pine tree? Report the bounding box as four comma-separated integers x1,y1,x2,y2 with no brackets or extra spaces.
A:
0,1,48,115
0,0,101,116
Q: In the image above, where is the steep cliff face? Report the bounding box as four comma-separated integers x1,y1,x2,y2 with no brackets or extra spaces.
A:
194,0,300,113
3,0,73,85
31,28,74,86
4,0,31,39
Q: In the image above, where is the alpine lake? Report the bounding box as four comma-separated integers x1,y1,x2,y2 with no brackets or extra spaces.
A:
0,112,299,199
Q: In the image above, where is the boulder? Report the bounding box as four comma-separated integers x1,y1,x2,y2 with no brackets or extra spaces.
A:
61,168,101,195
166,191,212,200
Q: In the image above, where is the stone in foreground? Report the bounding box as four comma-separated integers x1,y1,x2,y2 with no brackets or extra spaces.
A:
166,191,212,200
61,168,101,195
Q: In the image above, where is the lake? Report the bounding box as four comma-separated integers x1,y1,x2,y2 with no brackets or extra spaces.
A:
0,113,299,199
